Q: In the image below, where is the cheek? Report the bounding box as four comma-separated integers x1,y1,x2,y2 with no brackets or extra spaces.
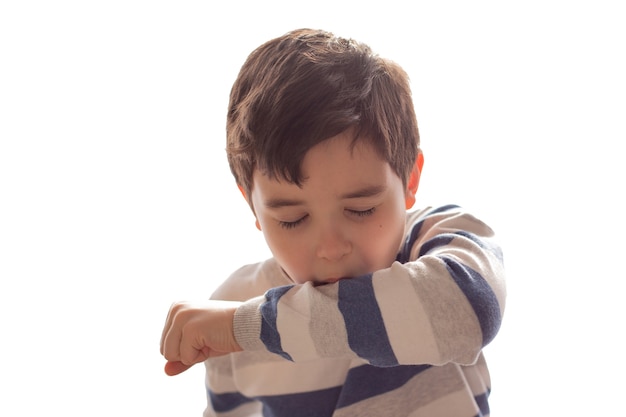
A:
360,208,406,269
262,227,310,282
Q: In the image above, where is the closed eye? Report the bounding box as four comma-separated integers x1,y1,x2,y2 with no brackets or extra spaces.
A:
279,214,309,230
347,207,376,217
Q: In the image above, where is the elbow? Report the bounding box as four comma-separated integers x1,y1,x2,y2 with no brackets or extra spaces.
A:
438,255,505,364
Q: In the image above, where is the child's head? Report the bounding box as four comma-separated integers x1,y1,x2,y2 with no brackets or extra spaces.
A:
226,28,424,284
226,28,421,199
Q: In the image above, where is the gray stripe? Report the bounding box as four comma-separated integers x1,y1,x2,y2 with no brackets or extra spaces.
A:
410,257,482,364
309,284,352,358
335,364,473,417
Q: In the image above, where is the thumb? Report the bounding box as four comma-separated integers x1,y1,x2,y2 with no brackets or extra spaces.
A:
164,360,193,376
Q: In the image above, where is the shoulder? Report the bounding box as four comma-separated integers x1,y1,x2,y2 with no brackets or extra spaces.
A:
211,258,292,301
406,204,494,236
399,204,499,262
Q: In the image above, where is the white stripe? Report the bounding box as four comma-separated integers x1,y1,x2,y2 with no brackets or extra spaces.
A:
231,354,350,396
373,262,440,364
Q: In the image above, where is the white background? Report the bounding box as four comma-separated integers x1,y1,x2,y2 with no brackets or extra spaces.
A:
1,1,624,415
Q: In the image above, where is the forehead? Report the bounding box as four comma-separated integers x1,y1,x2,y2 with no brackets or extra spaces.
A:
252,133,397,198
304,132,381,168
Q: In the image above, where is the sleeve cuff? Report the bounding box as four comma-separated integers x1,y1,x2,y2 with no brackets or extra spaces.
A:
233,295,266,351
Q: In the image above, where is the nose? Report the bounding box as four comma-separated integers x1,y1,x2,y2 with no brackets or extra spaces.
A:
315,223,351,261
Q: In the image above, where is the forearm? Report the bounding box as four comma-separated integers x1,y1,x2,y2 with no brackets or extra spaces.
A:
232,207,506,367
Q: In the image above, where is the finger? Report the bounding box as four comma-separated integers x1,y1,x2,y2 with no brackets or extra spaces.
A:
164,360,192,376
179,331,210,366
161,317,183,362
160,304,174,354
160,302,183,354
162,333,182,363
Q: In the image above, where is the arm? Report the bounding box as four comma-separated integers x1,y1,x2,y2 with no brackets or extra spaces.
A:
234,205,506,367
161,205,505,370
160,259,289,375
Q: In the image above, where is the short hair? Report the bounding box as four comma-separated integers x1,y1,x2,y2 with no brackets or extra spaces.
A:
226,28,420,197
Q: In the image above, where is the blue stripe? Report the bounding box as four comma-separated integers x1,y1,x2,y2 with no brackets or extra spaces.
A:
209,365,433,415
455,230,504,262
396,219,424,263
258,386,342,417
474,389,491,416
337,275,398,366
427,203,460,215
419,231,503,261
440,256,502,346
396,204,461,263
208,390,255,412
418,234,455,257
336,364,431,408
260,285,294,360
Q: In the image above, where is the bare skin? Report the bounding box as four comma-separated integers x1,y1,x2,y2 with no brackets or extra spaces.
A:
160,300,242,376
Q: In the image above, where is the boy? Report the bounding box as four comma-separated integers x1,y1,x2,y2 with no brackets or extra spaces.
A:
161,28,506,416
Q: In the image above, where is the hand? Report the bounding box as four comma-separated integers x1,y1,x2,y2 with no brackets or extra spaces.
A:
160,300,243,376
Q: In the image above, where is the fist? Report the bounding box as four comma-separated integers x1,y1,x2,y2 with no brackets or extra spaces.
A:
160,300,243,375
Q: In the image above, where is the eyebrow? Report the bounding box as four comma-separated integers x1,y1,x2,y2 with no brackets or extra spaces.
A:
339,184,386,200
263,185,386,209
264,197,305,209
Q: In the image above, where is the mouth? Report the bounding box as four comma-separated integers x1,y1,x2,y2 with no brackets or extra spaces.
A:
317,276,349,285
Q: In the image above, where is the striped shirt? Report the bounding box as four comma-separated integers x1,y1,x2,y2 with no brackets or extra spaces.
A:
204,205,506,416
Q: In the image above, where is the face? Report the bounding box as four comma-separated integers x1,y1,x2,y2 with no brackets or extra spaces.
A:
248,130,419,285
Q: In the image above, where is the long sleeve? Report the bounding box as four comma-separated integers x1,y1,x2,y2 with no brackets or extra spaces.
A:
233,204,506,367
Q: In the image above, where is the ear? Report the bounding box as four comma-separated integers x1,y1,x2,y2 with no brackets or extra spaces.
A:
237,184,248,202
405,152,424,210
237,184,262,231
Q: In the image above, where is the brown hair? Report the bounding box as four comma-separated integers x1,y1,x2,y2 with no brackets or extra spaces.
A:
226,28,420,197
